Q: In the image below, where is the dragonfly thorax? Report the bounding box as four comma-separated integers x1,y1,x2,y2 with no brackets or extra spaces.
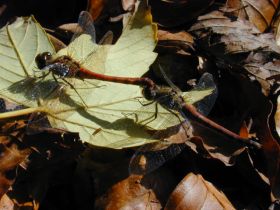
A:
143,85,184,111
47,56,79,77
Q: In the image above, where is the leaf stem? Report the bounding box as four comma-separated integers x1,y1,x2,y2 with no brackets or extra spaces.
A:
0,107,45,119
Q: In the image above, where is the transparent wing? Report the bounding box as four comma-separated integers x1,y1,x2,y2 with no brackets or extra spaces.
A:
70,11,96,43
98,31,114,45
158,64,217,116
67,11,97,63
67,12,113,77
183,72,218,116
129,141,187,175
0,77,59,107
158,64,181,94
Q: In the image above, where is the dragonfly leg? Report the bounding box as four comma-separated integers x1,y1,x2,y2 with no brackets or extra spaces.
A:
163,107,183,124
34,70,51,79
136,97,154,106
138,102,159,125
163,107,192,138
121,112,139,122
60,77,88,108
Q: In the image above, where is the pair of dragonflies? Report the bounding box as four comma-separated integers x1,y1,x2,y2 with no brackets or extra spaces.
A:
2,11,261,175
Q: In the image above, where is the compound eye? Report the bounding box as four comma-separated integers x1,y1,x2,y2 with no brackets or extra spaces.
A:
142,87,156,101
35,52,52,69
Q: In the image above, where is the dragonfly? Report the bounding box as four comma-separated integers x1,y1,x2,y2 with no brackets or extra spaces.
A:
35,17,262,173
128,65,263,175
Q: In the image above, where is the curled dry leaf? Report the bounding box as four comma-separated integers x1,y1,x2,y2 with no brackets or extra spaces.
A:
244,52,280,95
95,175,162,210
226,0,279,32
156,30,194,55
165,173,235,210
190,10,280,54
190,9,280,92
256,101,280,199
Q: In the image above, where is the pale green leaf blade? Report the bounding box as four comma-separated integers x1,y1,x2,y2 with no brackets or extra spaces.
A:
0,16,55,107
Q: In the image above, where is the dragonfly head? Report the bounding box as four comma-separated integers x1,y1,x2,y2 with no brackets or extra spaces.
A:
142,85,159,101
35,52,53,69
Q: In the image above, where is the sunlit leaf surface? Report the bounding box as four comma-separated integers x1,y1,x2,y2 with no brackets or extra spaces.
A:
0,16,55,107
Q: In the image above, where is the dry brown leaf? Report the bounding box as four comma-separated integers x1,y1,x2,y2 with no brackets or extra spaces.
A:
165,173,235,210
88,0,106,20
95,175,162,210
244,53,280,81
0,135,31,199
156,30,194,55
0,194,14,210
190,10,280,54
226,0,279,32
190,9,280,91
256,101,280,199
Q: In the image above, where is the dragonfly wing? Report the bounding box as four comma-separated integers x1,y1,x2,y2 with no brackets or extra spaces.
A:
79,31,113,76
67,11,97,63
158,64,182,94
192,73,218,116
129,142,186,175
128,101,193,175
70,11,96,43
98,31,114,45
0,78,58,106
158,64,217,117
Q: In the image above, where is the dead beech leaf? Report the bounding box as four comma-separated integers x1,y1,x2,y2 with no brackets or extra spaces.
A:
0,135,31,199
165,173,235,210
158,30,194,43
88,0,106,20
190,10,280,54
256,101,280,199
226,0,279,32
190,10,280,91
156,30,194,55
239,121,249,138
95,175,162,210
244,52,280,94
0,194,14,210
